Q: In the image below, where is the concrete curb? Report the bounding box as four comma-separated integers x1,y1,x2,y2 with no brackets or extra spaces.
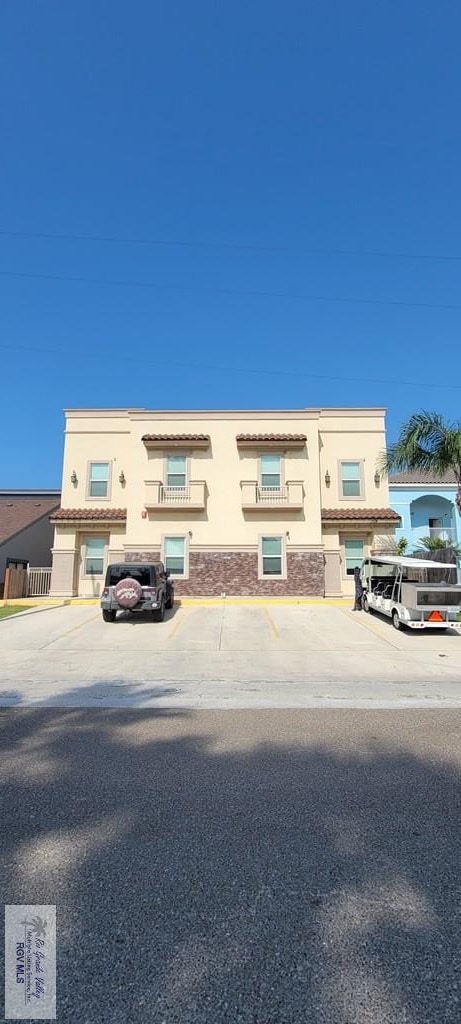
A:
0,602,65,622
1,597,353,610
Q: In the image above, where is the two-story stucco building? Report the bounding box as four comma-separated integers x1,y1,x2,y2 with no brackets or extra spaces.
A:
49,407,400,599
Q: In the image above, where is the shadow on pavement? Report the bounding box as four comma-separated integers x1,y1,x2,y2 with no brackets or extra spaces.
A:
0,705,460,1023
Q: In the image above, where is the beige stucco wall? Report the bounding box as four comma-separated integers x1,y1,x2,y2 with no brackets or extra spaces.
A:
61,410,323,548
319,408,389,508
52,407,395,596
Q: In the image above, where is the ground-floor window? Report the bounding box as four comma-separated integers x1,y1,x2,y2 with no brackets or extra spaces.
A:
344,537,364,576
259,535,284,577
84,536,107,576
163,536,186,576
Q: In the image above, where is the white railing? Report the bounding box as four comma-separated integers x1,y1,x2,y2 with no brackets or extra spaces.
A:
241,480,304,509
145,480,206,509
428,527,457,542
27,567,52,597
160,485,190,504
257,486,288,504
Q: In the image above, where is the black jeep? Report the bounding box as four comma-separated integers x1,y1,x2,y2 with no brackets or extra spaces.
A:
101,562,174,622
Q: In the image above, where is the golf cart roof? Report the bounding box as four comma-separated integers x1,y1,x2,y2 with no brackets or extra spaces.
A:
368,555,457,570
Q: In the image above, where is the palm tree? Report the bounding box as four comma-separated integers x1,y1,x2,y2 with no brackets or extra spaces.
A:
381,411,461,516
418,536,461,556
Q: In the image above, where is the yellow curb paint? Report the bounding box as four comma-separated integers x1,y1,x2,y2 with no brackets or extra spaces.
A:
12,596,351,609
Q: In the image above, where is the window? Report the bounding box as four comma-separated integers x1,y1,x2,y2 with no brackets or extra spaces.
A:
261,536,283,576
344,538,364,576
84,537,106,576
260,454,281,489
166,455,187,488
89,462,110,498
164,536,185,576
341,462,361,498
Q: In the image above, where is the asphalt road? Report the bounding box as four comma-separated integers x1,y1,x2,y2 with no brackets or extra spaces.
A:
1,708,461,1023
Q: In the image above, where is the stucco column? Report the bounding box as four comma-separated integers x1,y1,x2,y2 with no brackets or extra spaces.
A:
324,550,342,597
49,549,78,597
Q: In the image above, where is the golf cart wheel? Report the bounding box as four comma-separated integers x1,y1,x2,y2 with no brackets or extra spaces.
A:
362,595,372,614
392,610,401,631
102,610,116,623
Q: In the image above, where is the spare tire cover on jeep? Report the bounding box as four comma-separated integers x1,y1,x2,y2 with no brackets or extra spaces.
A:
114,577,143,609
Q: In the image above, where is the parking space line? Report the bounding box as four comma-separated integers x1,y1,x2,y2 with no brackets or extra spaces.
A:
39,611,101,649
167,607,190,640
264,607,280,639
339,608,401,649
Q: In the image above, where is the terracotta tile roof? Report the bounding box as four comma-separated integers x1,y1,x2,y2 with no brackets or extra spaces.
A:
322,507,401,522
236,433,307,442
51,508,127,522
0,495,60,546
141,433,210,442
389,470,458,485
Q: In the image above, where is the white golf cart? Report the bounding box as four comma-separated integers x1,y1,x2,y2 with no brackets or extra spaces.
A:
360,555,461,632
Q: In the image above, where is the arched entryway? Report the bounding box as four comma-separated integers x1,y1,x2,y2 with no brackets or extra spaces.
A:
409,494,457,544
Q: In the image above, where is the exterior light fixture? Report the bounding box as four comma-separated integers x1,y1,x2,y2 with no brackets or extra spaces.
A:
119,470,126,485
374,470,380,486
325,470,331,486
70,470,78,485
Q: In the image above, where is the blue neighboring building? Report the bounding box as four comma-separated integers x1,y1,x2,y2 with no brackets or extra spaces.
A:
389,471,461,551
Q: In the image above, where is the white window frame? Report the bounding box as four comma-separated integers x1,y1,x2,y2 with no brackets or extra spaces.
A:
82,535,108,578
342,536,365,578
259,454,283,490
161,534,189,579
339,460,364,500
87,461,111,500
258,534,286,580
164,453,189,489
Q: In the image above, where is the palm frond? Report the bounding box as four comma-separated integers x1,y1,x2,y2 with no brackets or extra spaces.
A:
380,411,461,480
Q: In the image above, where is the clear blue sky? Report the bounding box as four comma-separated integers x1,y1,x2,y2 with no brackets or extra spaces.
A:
1,1,461,486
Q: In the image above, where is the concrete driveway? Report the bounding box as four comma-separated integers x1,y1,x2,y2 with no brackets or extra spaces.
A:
1,602,461,708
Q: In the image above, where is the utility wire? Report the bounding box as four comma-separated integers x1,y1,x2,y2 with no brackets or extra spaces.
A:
1,340,461,390
0,268,461,312
1,228,461,262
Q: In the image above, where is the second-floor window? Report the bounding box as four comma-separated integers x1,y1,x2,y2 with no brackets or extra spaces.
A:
340,461,361,498
89,462,110,498
260,454,281,489
166,455,187,489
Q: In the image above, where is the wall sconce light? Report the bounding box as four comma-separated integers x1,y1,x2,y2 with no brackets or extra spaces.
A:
286,530,290,539
70,470,78,485
325,470,331,486
189,530,193,538
119,470,126,485
374,470,380,486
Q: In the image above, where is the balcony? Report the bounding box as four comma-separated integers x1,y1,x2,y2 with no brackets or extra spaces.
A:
428,527,457,542
241,480,304,511
145,480,206,511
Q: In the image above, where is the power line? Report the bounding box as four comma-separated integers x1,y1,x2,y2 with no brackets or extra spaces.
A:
1,339,461,390
0,227,461,262
1,268,461,312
